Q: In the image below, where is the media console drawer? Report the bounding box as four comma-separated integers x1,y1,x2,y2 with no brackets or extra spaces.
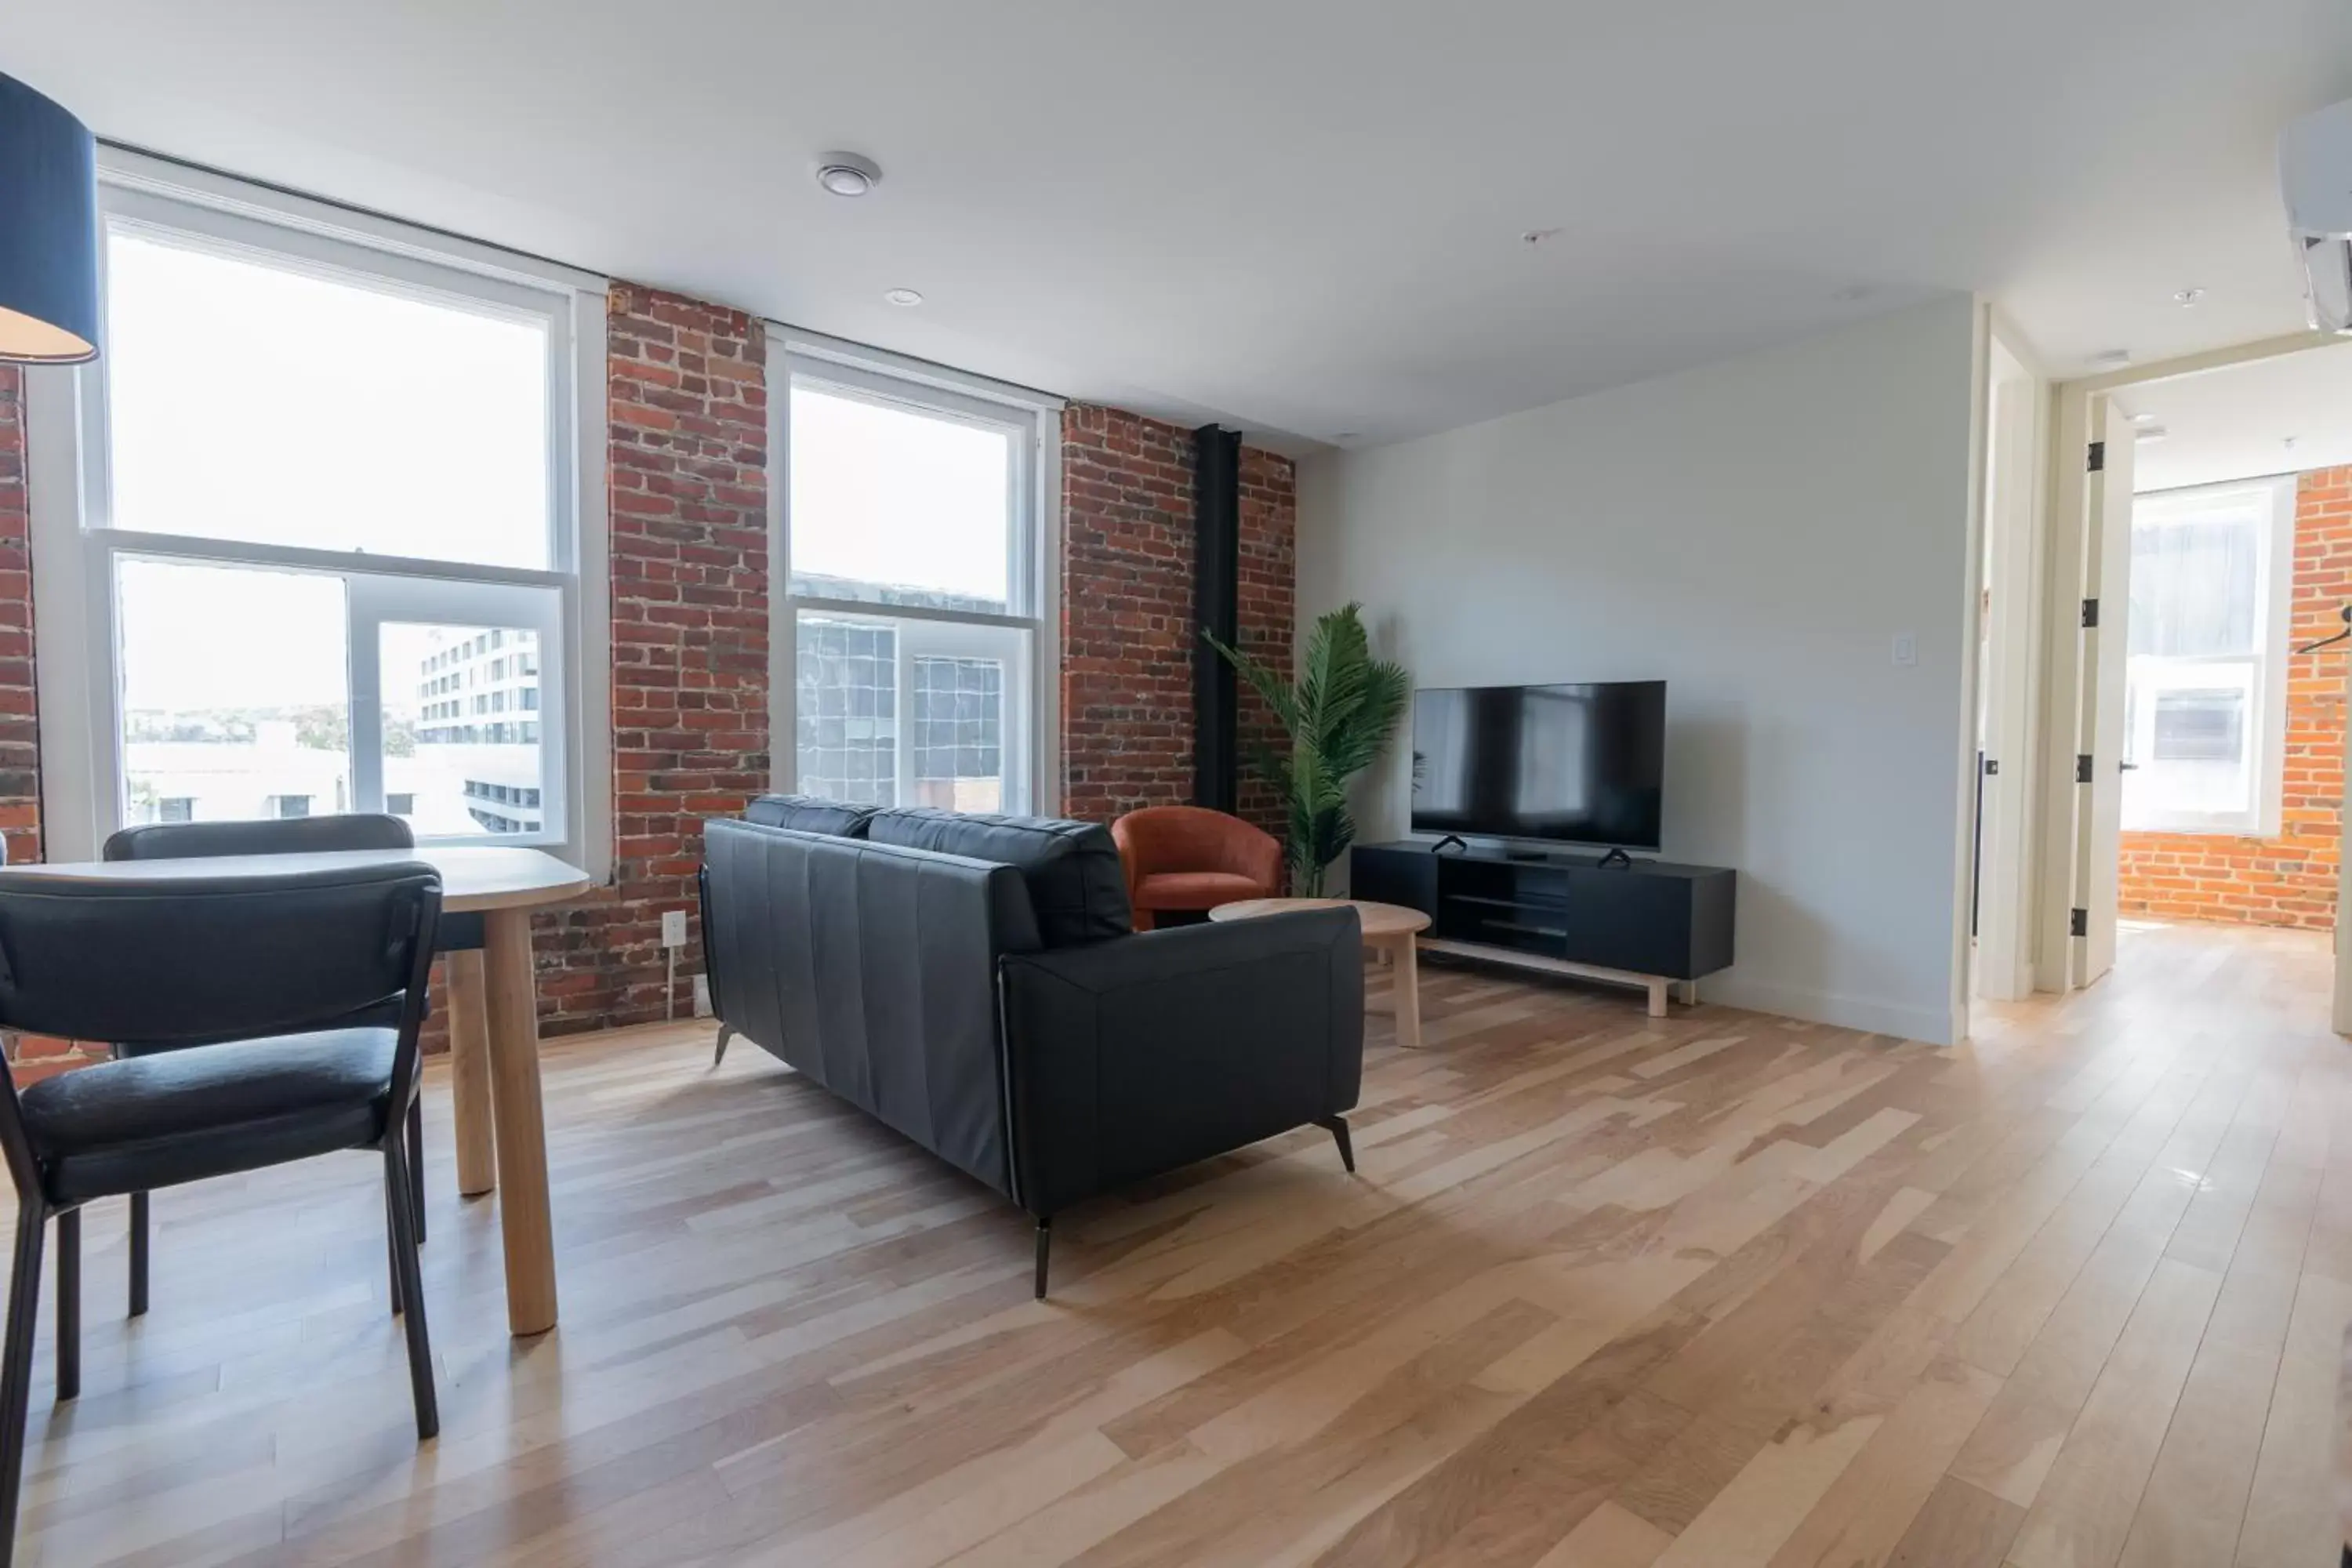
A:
1352,841,1735,993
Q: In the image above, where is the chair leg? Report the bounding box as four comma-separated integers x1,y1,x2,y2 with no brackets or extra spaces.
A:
713,1024,735,1068
1316,1115,1356,1174
383,1141,439,1442
407,1098,426,1246
0,1200,47,1558
1033,1217,1053,1301
384,1178,404,1317
127,1192,149,1318
53,1209,77,1403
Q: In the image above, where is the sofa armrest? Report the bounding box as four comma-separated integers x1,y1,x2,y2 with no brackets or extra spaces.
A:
997,907,1364,1217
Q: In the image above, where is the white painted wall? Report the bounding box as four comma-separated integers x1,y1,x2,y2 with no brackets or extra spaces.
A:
1298,296,1981,1044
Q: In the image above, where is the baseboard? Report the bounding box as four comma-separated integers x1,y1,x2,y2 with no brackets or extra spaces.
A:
1697,974,1954,1046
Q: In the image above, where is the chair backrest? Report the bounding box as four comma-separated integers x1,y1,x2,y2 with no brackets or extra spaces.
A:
103,813,415,862
0,863,441,1053
1111,805,1276,880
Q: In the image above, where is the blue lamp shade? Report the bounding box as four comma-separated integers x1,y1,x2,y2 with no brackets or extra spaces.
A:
0,72,98,363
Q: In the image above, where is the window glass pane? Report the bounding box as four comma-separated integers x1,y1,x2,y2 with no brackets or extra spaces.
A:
105,230,551,570
910,655,1004,812
385,622,546,837
2122,659,2258,827
787,384,1012,612
118,559,351,826
795,614,898,806
2128,510,2260,659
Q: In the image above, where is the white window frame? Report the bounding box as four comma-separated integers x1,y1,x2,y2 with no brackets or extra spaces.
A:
768,328,1063,814
2121,474,2297,837
25,147,612,874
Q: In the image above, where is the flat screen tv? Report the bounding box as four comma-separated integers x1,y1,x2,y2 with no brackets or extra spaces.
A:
1410,681,1666,850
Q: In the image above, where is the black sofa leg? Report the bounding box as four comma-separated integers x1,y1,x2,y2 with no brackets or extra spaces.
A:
713,1025,735,1069
127,1192,148,1318
408,1099,426,1247
0,1200,47,1556
1316,1115,1356,1174
53,1209,76,1403
1033,1217,1052,1301
383,1140,439,1441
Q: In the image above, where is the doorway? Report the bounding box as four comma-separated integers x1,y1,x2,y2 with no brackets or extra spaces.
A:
2060,338,2352,1016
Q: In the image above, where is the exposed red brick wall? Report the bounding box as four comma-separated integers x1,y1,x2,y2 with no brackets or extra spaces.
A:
1059,407,1297,846
0,366,36,869
531,284,769,1033
2118,466,2351,929
0,366,79,1080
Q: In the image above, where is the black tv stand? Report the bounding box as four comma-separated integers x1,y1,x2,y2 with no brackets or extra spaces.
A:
1350,840,1735,1017
1430,834,1469,854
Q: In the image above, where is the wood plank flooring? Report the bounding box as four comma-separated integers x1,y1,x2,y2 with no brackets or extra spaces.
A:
5,918,2344,1566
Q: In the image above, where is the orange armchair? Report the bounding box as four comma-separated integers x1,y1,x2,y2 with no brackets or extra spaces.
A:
1111,806,1283,931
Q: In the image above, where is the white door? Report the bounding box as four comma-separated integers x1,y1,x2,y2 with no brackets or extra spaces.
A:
2072,397,2135,986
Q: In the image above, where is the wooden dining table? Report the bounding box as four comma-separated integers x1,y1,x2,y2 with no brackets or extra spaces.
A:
7,844,592,1337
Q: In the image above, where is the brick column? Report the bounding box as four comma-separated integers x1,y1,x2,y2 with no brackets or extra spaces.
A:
532,285,770,1033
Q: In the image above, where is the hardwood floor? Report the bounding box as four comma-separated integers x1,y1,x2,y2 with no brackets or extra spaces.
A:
4,919,2342,1566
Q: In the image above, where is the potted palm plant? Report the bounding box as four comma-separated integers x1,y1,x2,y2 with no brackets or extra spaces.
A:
1207,603,1410,897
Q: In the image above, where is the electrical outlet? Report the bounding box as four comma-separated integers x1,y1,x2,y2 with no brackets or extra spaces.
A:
1891,631,1917,667
660,909,688,948
692,974,712,1018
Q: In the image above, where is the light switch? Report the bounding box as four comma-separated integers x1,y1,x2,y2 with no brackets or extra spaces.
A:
1892,632,1917,667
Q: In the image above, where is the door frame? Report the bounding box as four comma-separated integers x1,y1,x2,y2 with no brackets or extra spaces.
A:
2029,327,2343,994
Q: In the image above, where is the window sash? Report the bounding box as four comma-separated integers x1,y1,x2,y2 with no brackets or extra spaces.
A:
2120,476,2296,837
27,152,611,869
772,335,1060,815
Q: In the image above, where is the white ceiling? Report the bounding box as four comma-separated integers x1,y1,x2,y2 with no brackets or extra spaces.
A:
5,2,2350,452
2122,339,2352,492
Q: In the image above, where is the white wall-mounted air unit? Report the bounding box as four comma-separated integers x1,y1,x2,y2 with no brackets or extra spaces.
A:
2284,98,2352,334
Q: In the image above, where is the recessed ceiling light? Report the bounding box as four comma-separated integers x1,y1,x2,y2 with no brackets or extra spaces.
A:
2128,410,2158,424
815,152,883,198
2285,435,2301,451
2174,287,2205,306
1334,430,1359,441
883,287,924,307
2089,349,2133,369
1521,228,1561,247
1832,283,1878,303
2135,425,2169,444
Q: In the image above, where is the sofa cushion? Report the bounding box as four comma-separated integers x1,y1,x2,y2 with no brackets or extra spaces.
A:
866,809,1131,947
743,794,879,837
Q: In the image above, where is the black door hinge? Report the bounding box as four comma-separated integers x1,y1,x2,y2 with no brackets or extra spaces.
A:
2087,440,2106,473
2070,907,2089,938
2081,597,2099,629
1982,757,1999,776
2076,753,2094,784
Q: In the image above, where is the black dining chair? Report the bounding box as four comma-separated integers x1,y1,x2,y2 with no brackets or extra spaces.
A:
101,814,441,1314
0,859,443,1558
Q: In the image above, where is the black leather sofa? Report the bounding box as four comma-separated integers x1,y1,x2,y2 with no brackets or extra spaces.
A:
699,797,1366,1295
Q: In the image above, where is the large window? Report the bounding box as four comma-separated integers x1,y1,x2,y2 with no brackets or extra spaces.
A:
779,350,1056,813
2122,477,2296,835
29,158,607,867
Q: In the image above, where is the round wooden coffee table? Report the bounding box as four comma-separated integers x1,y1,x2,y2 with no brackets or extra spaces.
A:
1210,897,1433,1049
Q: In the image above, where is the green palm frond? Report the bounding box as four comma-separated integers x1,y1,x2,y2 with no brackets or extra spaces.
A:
1206,603,1409,896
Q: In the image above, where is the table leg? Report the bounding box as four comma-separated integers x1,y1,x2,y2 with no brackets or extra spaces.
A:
446,948,496,1197
482,907,558,1335
1395,936,1424,1050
